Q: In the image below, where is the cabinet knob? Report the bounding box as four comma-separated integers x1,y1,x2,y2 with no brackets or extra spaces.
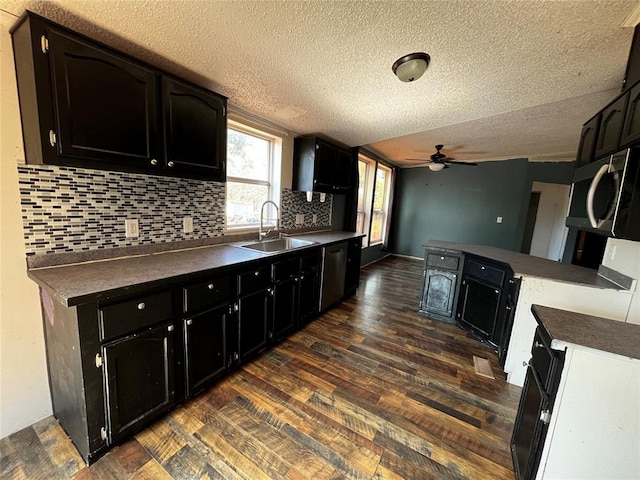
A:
167,325,174,332
208,283,215,290
540,409,551,424
495,289,500,294
137,302,145,310
234,352,239,360
186,319,193,326
268,288,274,296
150,159,158,166
481,266,486,270
300,275,304,280
441,256,445,260
168,161,175,168
254,271,260,277
534,341,543,349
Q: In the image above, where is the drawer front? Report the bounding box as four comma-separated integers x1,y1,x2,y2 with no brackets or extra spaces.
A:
426,253,459,271
272,257,299,283
183,276,230,313
99,291,172,342
466,259,505,286
300,251,320,274
238,265,271,296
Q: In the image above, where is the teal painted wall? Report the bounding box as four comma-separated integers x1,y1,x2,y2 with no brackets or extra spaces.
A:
390,159,575,258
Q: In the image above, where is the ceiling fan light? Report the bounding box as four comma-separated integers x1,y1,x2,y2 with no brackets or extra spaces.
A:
428,163,445,172
392,52,430,82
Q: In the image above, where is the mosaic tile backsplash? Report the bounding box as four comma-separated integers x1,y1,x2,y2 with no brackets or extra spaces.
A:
18,165,332,256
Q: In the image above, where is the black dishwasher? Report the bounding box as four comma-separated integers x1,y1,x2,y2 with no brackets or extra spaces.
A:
511,326,565,480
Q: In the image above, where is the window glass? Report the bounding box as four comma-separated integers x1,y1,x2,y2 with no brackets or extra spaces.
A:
226,123,280,229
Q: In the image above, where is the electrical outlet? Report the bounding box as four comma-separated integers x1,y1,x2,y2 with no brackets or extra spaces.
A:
496,216,503,224
183,216,193,234
609,245,617,261
312,214,317,224
125,219,139,238
295,214,304,226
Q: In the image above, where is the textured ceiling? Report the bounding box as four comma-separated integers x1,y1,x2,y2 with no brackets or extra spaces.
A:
2,0,639,166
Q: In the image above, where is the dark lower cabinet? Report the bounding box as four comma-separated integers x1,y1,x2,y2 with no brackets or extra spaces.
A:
457,277,501,338
298,270,319,324
422,269,458,320
345,237,362,297
272,277,297,341
183,304,227,397
511,327,564,480
238,288,270,361
102,322,175,445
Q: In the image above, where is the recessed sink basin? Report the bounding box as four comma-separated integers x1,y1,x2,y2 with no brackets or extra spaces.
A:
233,237,316,254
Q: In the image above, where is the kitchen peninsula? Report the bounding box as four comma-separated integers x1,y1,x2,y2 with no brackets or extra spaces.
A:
421,240,634,387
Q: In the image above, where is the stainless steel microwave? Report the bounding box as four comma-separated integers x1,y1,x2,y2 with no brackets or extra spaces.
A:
566,148,640,240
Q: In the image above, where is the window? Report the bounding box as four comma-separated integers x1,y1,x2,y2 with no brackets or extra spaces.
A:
226,120,281,230
357,154,393,247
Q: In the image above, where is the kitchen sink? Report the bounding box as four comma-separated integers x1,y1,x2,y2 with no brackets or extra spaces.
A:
232,237,316,254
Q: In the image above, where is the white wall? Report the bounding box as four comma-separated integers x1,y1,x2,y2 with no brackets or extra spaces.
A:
602,238,640,324
0,12,52,438
529,181,570,261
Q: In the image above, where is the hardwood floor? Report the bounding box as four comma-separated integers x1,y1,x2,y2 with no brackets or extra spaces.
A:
0,255,521,480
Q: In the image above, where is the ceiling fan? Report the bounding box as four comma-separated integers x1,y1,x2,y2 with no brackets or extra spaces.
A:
406,145,479,171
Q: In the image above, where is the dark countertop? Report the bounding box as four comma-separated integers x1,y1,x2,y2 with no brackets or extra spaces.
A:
423,240,621,290
532,304,640,361
28,231,364,307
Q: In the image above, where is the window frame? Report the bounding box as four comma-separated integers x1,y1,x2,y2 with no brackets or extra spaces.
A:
224,119,282,233
356,153,393,248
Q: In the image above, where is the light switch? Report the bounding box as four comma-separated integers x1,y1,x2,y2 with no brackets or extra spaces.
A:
183,216,193,233
496,216,503,224
125,219,139,238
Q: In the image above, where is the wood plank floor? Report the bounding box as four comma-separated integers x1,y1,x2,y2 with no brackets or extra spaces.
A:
0,255,521,480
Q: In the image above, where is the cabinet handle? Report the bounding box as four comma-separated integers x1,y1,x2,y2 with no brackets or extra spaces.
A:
540,409,551,424
48,130,56,147
186,319,193,326
168,161,175,168
234,352,239,360
137,302,145,310
534,341,543,348
234,303,239,312
254,271,260,277
150,159,158,166
167,325,174,332
208,283,215,290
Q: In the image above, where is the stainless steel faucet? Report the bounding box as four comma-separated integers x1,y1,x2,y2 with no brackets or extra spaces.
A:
259,200,280,241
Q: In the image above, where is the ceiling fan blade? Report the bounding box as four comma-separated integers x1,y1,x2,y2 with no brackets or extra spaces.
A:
405,158,433,162
443,160,478,166
405,163,432,168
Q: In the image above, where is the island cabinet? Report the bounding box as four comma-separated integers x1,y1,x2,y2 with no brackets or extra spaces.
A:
419,249,463,323
512,305,640,480
10,11,226,181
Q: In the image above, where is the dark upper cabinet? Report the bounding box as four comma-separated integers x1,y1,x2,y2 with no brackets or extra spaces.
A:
620,82,640,147
594,94,628,159
48,28,160,169
162,77,226,181
11,11,226,181
102,323,175,445
293,137,353,194
575,114,601,168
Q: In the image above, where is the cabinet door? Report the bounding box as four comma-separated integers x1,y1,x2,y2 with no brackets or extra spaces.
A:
298,271,319,325
48,28,160,169
183,304,227,397
162,77,226,180
510,366,549,480
595,95,628,159
457,277,501,339
335,148,353,191
345,238,362,295
238,289,269,361
575,115,601,168
620,82,640,147
313,139,337,192
272,278,297,341
422,268,457,318
103,323,174,444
